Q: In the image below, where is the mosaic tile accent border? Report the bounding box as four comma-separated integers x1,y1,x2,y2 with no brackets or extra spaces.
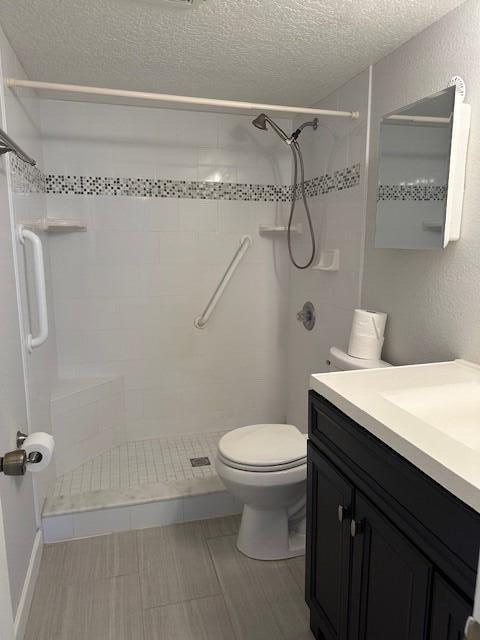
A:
299,163,361,199
9,158,361,202
9,155,46,194
45,175,293,201
378,184,447,202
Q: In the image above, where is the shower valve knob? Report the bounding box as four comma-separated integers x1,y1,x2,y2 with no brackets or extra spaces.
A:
297,301,316,331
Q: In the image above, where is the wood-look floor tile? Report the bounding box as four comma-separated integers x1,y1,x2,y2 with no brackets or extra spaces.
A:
138,521,221,608
287,556,306,593
200,514,241,539
25,574,144,640
144,595,236,640
85,573,144,640
39,531,138,585
208,535,310,640
25,572,68,640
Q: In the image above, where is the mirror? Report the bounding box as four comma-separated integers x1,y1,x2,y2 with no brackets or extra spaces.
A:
375,85,470,249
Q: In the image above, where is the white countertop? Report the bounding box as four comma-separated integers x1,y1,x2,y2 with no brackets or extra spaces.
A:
310,359,480,513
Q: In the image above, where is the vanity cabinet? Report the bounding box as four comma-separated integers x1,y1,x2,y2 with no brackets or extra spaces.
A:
429,574,473,640
306,391,480,640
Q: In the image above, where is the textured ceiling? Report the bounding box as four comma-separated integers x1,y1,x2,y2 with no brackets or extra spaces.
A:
0,0,467,106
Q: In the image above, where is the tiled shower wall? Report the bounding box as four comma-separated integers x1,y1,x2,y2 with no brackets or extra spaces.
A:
41,100,293,439
286,69,371,430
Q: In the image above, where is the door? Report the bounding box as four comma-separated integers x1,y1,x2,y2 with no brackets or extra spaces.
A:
430,573,472,640
306,442,354,640
0,160,38,638
349,492,431,640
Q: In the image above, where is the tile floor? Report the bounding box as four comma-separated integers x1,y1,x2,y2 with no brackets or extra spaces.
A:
26,515,313,640
52,431,227,497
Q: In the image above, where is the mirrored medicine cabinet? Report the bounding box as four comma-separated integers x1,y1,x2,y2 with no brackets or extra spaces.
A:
375,84,471,250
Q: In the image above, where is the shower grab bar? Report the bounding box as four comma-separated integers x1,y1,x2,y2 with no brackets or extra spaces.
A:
194,235,252,329
17,225,49,351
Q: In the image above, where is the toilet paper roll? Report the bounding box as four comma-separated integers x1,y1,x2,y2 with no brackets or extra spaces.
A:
348,334,384,360
23,432,55,472
350,309,388,339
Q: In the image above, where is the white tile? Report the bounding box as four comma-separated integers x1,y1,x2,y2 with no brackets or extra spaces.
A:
137,198,179,231
72,506,130,537
155,231,198,263
93,231,159,265
218,201,254,233
198,165,237,183
91,196,142,231
42,514,74,543
179,199,219,232
130,499,184,529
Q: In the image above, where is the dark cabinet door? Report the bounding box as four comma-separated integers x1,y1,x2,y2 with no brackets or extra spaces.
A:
349,493,432,640
429,574,472,640
306,443,354,640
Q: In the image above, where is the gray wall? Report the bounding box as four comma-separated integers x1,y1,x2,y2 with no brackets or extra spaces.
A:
362,0,480,365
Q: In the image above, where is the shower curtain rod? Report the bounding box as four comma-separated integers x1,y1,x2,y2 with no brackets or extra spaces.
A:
6,78,360,119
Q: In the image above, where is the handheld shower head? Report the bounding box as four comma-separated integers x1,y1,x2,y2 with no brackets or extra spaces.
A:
251,113,318,270
251,113,289,143
252,114,318,145
252,114,268,131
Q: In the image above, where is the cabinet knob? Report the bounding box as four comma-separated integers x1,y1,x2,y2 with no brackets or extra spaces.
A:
350,519,363,537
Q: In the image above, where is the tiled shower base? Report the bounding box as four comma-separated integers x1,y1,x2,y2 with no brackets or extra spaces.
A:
43,430,241,542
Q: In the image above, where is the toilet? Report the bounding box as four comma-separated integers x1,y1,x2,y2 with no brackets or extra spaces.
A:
216,423,307,561
328,346,391,371
216,349,391,562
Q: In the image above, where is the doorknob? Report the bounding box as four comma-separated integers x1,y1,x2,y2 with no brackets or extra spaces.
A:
0,450,27,476
0,447,43,476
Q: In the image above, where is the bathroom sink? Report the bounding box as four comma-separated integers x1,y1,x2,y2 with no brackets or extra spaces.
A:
310,359,480,512
382,381,480,451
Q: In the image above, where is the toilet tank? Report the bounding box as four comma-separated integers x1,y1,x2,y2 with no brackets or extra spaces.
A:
328,346,391,371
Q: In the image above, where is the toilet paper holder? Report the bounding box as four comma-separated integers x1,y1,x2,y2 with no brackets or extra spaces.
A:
0,431,43,476
17,430,43,464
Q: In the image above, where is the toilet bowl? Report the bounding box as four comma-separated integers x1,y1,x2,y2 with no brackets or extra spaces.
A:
215,423,307,560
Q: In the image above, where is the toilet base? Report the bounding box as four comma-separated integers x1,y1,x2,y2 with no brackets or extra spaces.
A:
236,504,306,560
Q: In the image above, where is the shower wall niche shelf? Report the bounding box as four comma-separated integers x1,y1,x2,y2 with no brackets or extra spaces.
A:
313,249,340,271
23,218,87,232
259,224,302,235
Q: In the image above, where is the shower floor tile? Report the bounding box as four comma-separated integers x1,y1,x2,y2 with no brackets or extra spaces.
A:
44,430,229,517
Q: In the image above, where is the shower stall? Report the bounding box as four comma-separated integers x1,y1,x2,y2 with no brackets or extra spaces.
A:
2,61,369,543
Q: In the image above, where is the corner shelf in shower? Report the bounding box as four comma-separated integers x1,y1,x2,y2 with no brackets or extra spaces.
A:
22,218,87,232
259,224,302,235
313,249,340,271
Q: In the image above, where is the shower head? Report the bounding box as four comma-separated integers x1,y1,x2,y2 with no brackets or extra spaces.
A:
251,113,290,143
252,114,268,131
252,113,318,145
251,113,319,269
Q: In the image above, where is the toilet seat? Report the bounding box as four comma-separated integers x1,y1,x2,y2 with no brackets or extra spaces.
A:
218,424,307,473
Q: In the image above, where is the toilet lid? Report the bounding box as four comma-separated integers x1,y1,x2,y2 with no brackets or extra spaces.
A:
218,424,307,469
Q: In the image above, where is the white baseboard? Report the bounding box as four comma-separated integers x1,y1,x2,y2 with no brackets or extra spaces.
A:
14,529,43,640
